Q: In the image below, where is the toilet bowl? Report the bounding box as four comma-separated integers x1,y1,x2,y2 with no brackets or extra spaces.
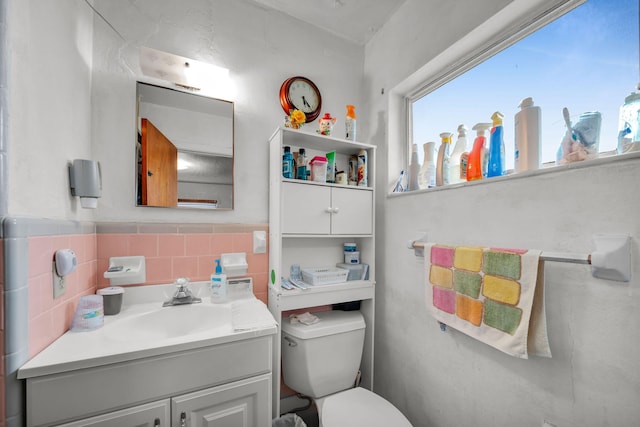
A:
317,387,412,427
281,310,411,427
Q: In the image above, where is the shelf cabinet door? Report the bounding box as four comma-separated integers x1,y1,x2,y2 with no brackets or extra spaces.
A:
56,399,170,427
331,186,372,235
282,182,331,234
281,182,372,235
172,374,271,427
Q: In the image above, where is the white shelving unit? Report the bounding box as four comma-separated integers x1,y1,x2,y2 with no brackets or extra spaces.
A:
267,127,376,417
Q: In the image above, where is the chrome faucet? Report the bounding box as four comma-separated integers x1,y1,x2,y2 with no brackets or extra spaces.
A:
163,277,202,307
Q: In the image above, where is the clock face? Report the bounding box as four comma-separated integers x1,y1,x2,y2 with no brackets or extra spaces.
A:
280,77,322,122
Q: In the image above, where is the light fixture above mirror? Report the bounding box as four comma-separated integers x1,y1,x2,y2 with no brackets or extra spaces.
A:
139,47,235,100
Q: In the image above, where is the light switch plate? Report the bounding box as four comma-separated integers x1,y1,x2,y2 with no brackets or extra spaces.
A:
253,230,267,254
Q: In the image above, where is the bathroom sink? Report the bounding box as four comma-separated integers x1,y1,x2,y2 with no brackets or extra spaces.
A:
105,303,233,343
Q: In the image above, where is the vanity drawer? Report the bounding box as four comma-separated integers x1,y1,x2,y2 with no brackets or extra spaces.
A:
25,335,272,427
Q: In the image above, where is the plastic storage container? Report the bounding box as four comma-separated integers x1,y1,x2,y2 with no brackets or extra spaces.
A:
336,263,368,281
71,295,104,331
309,156,328,182
97,287,124,315
301,267,349,285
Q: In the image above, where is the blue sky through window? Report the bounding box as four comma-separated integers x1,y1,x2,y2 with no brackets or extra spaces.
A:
412,0,639,168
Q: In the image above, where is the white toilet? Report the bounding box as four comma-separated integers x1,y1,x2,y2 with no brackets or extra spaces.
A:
281,310,412,427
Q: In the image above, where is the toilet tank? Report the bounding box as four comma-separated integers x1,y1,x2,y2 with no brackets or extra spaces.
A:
281,310,365,399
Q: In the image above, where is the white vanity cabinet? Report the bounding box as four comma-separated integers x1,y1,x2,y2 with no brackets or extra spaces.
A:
267,127,376,417
172,374,271,427
57,400,170,427
56,374,271,427
23,335,273,427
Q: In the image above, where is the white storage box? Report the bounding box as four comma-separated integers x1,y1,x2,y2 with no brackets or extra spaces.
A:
301,267,349,285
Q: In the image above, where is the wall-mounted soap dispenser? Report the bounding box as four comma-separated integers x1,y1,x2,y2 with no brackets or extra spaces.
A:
69,159,101,209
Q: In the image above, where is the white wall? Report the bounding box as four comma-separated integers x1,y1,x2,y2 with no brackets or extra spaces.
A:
364,0,640,426
7,0,364,223
7,0,94,220
89,0,364,223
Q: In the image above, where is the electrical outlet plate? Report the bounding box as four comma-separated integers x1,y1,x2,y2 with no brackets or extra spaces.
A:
52,261,66,298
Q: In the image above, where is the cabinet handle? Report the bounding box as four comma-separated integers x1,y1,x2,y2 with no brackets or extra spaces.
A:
332,207,339,214
325,207,333,213
180,411,187,427
153,418,161,427
325,207,340,214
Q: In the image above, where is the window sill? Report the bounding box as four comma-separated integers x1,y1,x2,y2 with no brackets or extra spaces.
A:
387,151,640,197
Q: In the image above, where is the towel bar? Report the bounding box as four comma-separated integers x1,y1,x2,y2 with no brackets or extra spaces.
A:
408,234,631,282
409,241,591,264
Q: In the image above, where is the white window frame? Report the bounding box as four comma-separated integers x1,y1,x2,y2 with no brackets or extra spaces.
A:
387,0,585,191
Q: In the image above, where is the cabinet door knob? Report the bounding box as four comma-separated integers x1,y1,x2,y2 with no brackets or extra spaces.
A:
180,412,187,427
325,207,333,213
332,207,340,214
153,418,161,427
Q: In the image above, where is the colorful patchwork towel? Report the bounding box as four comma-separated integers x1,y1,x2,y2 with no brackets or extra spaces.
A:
425,244,552,359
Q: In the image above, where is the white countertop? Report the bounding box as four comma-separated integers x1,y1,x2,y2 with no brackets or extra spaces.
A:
18,282,277,379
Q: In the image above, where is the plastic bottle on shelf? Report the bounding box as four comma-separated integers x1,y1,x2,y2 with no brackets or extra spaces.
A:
296,148,307,180
210,259,227,303
346,105,357,141
282,146,294,179
448,124,468,184
460,152,469,181
436,132,452,186
357,149,368,187
466,123,492,181
407,143,420,191
514,97,541,172
487,111,506,178
418,141,436,189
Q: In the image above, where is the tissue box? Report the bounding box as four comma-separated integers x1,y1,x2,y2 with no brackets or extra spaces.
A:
336,263,368,281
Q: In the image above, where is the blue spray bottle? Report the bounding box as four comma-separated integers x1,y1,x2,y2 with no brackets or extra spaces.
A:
487,111,506,177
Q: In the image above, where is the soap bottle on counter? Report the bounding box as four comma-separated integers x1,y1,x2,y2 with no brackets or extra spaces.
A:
210,259,227,303
436,132,452,186
466,123,492,181
448,124,468,184
407,143,420,191
487,111,506,177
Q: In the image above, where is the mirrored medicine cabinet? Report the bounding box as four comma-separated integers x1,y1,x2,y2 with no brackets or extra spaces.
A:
136,81,234,210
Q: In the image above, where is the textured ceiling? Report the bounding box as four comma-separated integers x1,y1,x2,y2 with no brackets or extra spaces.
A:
249,0,407,44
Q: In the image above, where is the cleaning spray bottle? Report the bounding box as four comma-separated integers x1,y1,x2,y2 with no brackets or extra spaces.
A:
407,143,420,191
487,111,506,177
418,141,436,189
210,259,227,303
466,123,492,181
448,124,467,184
436,132,452,186
345,105,357,141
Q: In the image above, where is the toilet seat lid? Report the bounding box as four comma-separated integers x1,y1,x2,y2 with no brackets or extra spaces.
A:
320,388,412,427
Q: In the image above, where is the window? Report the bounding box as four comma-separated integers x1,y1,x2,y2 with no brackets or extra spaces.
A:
410,0,639,172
